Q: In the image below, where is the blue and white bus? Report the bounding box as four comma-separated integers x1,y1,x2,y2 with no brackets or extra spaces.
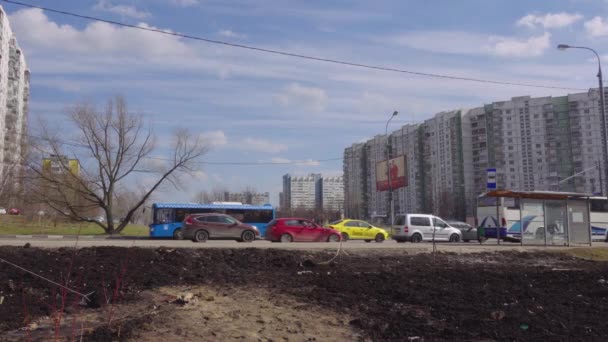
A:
149,202,275,239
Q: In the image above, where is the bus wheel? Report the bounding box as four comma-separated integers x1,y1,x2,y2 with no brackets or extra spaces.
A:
194,230,209,242
173,229,184,240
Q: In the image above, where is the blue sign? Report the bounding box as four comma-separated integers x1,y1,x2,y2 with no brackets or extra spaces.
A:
487,168,497,190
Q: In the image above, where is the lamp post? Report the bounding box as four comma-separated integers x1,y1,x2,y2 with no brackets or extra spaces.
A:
558,44,608,196
385,110,398,230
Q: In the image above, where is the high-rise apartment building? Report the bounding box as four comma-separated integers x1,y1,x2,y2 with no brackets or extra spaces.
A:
320,176,344,211
344,143,367,218
222,191,270,205
0,6,30,202
282,173,344,211
282,173,321,210
343,88,608,222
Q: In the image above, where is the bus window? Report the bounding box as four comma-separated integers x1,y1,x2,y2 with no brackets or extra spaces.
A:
243,210,274,223
225,209,245,222
155,208,173,224
591,199,608,212
175,209,188,222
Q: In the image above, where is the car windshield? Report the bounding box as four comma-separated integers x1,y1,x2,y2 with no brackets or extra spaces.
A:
330,220,343,225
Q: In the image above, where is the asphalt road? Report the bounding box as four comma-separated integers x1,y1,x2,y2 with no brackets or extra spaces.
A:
0,237,606,253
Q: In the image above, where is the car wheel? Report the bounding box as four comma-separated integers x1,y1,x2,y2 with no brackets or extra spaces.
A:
328,234,340,242
193,230,208,242
280,234,293,243
173,229,184,240
341,233,349,241
241,230,256,243
411,233,422,243
374,234,385,243
449,234,460,243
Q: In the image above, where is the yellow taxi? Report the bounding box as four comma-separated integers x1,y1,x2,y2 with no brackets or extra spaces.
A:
328,219,390,242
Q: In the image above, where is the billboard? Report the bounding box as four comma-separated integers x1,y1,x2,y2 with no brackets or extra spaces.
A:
42,157,80,176
376,155,407,191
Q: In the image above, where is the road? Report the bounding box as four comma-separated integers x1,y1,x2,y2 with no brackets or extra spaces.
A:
0,237,606,253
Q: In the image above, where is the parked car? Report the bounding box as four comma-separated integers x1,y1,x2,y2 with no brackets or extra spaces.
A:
446,220,479,242
328,219,389,242
8,208,20,215
392,214,462,243
265,218,342,243
0,207,6,215
183,213,260,242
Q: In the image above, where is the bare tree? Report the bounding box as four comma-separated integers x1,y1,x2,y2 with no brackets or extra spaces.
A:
27,96,208,234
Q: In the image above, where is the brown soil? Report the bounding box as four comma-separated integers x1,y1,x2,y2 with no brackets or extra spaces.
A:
1,246,608,341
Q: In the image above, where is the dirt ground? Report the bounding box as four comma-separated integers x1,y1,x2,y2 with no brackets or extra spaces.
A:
1,246,608,341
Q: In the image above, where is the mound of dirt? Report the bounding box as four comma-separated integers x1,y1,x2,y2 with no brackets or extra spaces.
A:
1,247,607,341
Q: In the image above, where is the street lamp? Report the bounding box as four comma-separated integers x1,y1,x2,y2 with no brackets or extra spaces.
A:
385,110,398,230
558,44,608,196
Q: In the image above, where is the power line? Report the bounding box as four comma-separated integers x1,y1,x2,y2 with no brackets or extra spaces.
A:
2,131,343,165
0,0,587,92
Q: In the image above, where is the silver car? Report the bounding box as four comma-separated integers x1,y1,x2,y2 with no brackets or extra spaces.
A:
446,221,479,242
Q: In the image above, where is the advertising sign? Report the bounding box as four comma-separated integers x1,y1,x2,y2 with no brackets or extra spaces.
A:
376,155,407,191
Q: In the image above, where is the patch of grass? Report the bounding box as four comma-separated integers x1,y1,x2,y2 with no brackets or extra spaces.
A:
0,217,149,236
566,247,608,261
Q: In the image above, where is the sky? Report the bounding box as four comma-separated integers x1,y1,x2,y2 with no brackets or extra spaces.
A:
3,0,608,205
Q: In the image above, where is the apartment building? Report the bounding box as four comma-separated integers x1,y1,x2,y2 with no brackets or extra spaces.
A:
282,173,321,210
343,88,608,222
0,6,30,202
389,124,423,215
343,143,367,218
320,176,344,211
223,191,270,205
364,135,389,220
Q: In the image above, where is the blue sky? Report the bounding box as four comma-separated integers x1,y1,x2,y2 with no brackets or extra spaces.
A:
4,0,608,205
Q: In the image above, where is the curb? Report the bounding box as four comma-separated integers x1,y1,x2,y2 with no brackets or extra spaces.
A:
0,235,148,240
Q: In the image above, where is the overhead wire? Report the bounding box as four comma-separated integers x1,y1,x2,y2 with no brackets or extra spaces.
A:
0,0,588,92
1,130,343,165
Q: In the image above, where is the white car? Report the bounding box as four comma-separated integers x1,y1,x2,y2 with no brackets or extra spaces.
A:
0,207,6,215
392,214,462,243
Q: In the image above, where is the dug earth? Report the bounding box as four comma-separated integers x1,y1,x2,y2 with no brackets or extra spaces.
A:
0,246,607,341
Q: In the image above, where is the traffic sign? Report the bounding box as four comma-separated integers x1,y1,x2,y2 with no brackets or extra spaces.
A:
487,168,497,190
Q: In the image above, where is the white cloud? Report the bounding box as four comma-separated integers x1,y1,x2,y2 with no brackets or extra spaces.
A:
585,17,608,37
10,8,192,59
192,170,209,181
239,138,288,154
516,12,583,29
169,0,200,7
218,29,246,39
200,130,228,147
489,32,551,58
385,31,551,58
269,157,320,166
275,83,328,112
94,1,151,19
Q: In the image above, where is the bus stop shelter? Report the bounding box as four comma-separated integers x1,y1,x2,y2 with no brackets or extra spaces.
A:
482,190,592,246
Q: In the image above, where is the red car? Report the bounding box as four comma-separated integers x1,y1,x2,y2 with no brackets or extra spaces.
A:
265,218,342,243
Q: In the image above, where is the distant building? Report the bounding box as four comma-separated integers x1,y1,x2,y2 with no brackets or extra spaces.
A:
282,173,321,210
320,176,344,211
281,173,343,211
223,191,270,205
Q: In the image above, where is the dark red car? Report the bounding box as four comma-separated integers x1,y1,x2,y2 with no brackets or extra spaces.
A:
265,218,342,243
